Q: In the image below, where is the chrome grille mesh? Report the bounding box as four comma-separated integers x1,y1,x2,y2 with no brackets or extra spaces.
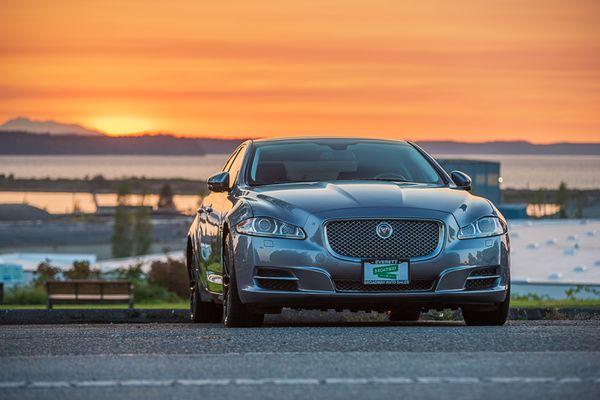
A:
256,279,298,291
325,219,441,259
334,279,435,292
465,278,498,291
470,267,498,277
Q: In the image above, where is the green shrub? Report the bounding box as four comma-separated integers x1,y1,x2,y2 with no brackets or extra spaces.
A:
133,282,181,303
4,285,46,305
33,262,61,286
63,261,101,280
113,264,145,282
511,292,550,301
4,282,181,305
147,258,188,299
564,285,600,300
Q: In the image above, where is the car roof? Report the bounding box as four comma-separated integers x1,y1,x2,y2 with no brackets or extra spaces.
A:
250,137,410,145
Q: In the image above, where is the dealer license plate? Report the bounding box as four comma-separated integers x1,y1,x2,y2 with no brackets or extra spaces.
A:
363,260,409,285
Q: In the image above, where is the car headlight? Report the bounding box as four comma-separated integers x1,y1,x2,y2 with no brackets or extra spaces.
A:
235,217,306,239
458,216,507,239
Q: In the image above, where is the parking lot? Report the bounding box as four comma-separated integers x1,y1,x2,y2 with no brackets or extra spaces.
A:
1,320,599,399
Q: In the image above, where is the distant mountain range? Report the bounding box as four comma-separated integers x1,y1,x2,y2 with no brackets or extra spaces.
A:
417,141,600,155
0,117,599,155
0,117,104,136
0,131,599,155
0,131,242,155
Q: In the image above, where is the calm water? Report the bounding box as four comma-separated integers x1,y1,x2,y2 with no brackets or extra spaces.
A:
0,192,200,214
1,154,599,189
0,154,230,181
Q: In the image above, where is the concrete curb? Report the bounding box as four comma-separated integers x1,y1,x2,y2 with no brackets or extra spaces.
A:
1,307,599,325
0,309,188,325
508,307,600,321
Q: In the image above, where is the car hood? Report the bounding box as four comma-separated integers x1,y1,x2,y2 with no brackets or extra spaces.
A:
243,181,495,226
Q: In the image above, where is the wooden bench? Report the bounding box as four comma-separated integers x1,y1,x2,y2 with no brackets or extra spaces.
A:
46,280,134,309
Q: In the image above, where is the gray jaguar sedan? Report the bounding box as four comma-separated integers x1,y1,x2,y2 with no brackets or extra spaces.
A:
187,138,510,327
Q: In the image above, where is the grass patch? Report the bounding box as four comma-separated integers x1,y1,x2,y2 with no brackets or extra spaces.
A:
0,302,188,310
510,298,600,308
2,299,600,310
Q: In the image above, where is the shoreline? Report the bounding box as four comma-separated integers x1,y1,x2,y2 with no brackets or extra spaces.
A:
0,177,208,195
2,177,599,195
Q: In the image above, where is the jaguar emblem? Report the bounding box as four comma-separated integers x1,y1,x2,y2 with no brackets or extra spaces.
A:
376,222,393,239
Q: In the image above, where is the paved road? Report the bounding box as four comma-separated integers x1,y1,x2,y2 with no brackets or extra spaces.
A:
1,320,599,399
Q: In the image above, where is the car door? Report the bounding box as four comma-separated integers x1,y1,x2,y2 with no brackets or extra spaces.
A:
198,145,246,294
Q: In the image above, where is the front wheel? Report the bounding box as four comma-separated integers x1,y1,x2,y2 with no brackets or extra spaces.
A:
462,287,510,326
190,282,222,323
223,235,264,327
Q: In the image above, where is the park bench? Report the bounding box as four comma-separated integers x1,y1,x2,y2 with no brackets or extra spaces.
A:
46,280,134,309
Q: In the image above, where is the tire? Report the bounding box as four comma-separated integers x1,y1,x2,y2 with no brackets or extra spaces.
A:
188,244,222,323
462,287,510,326
387,307,421,321
223,235,264,327
190,282,222,323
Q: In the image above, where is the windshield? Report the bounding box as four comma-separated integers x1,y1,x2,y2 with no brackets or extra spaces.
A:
247,140,443,186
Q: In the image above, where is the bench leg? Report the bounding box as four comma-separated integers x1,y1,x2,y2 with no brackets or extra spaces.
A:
128,299,134,309
46,299,52,309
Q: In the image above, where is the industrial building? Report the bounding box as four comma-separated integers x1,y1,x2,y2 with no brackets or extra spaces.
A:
438,159,527,219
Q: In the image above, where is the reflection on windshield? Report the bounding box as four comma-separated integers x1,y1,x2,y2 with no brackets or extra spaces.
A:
248,141,443,186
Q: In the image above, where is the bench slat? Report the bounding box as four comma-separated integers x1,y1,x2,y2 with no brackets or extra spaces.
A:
46,280,134,309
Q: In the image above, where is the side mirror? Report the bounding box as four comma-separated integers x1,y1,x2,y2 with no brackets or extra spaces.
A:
451,170,472,191
207,171,230,192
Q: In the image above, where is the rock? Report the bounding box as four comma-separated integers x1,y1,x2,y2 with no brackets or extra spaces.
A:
527,243,539,249
572,265,587,273
564,248,576,256
548,272,563,280
546,238,557,246
568,234,578,241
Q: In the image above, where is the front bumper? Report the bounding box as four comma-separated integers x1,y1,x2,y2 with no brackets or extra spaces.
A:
229,211,510,311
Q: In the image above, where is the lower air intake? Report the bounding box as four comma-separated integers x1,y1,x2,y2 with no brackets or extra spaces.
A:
333,279,435,292
465,278,498,291
256,279,298,291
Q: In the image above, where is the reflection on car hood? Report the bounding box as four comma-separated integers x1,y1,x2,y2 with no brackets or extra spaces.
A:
245,181,493,218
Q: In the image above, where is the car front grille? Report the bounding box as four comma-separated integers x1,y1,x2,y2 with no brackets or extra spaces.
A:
334,279,435,293
469,267,498,276
256,279,298,291
325,219,442,259
465,278,498,291
464,267,500,291
256,267,294,278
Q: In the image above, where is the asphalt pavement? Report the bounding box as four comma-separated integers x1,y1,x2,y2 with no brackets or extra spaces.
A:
1,320,599,400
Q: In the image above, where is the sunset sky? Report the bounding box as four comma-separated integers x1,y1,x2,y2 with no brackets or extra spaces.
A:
1,0,599,142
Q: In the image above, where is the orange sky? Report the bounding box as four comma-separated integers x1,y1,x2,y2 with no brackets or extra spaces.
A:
1,0,599,142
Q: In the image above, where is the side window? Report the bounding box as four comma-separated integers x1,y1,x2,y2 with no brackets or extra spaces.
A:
227,146,247,186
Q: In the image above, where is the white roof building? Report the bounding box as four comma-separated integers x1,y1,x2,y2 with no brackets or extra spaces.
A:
95,251,184,273
0,253,97,272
